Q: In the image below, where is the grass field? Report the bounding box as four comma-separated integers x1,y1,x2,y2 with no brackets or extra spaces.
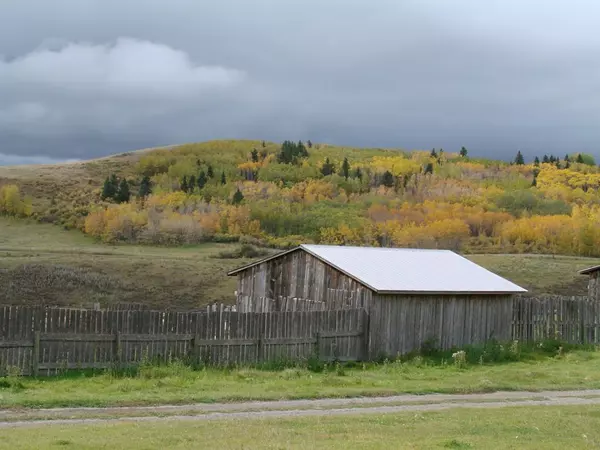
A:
1,345,599,409
0,405,599,449
0,217,598,308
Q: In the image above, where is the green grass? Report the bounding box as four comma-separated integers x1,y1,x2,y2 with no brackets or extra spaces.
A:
1,405,600,449
0,217,247,308
1,345,600,409
1,217,598,308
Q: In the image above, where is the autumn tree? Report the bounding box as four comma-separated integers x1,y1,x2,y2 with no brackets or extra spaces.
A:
514,151,525,165
180,176,189,193
341,157,350,180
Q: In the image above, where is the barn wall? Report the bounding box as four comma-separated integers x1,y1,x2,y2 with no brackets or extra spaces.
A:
236,249,373,309
589,272,600,301
368,294,513,357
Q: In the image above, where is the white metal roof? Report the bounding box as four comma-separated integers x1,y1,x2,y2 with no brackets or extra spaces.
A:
299,245,526,294
580,265,600,275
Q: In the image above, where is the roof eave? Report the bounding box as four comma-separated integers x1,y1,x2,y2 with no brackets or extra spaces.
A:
579,265,600,275
375,290,527,295
226,247,301,276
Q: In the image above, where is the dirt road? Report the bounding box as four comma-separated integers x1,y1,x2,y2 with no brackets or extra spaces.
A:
2,390,600,428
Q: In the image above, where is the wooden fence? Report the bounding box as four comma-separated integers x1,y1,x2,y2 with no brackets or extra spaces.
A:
0,305,367,376
512,295,600,344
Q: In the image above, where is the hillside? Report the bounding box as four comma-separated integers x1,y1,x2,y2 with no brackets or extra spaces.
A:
2,139,600,257
0,217,597,308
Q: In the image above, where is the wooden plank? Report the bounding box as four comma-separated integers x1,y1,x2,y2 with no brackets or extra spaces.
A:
0,341,33,348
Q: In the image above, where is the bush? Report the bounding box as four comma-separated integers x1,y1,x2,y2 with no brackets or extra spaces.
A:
215,244,271,259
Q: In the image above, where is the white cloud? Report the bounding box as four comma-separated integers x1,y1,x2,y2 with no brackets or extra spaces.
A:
0,38,245,98
0,153,79,166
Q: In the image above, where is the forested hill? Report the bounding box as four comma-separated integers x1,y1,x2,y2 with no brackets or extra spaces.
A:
1,139,600,257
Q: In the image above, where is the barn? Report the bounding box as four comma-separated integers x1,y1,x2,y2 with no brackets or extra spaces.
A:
228,245,527,357
580,265,600,301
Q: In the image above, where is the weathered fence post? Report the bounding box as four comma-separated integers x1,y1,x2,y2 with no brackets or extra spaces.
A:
31,331,40,377
113,331,122,368
362,309,370,362
314,331,320,360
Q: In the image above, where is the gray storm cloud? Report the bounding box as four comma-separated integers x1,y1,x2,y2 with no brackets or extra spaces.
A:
0,0,599,163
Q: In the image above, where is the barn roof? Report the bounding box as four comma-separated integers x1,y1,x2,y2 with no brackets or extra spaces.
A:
228,244,527,294
580,265,600,275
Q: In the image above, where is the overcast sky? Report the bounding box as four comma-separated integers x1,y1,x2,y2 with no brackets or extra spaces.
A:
1,0,599,165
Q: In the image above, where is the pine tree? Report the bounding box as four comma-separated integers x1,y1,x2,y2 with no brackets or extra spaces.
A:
514,151,525,165
564,154,570,162
534,156,540,166
261,140,266,148
188,175,196,193
341,157,350,180
307,140,313,148
531,176,537,187
251,148,259,162
232,188,244,205
320,157,335,176
115,179,131,203
220,171,227,185
542,155,549,163
459,146,468,157
197,171,207,190
549,155,556,163
577,154,584,164
424,163,434,174
430,148,438,158
138,176,152,198
207,165,214,179
354,167,363,181
101,175,118,200
565,160,571,169
381,170,394,188
181,176,189,193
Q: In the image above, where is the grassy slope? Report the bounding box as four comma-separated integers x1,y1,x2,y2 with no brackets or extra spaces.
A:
0,218,248,308
1,406,599,449
1,349,600,408
0,217,597,308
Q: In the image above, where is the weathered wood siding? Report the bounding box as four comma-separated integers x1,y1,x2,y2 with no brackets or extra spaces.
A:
589,271,600,301
368,294,513,357
236,249,372,310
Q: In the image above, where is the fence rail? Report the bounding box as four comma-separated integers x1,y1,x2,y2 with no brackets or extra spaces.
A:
0,305,367,376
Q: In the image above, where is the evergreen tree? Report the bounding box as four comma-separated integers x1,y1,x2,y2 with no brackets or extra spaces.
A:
207,165,214,179
564,154,570,162
251,148,259,162
341,157,350,180
307,140,313,148
181,176,189,193
534,156,540,166
381,170,395,188
197,171,207,190
188,175,196,193
565,160,571,169
430,148,438,158
531,176,537,187
138,176,152,198
115,179,131,203
514,151,525,165
542,155,549,163
549,155,556,163
232,188,244,205
220,171,227,185
261,140,266,148
320,157,336,176
459,146,468,157
424,163,434,174
354,167,363,181
101,175,118,200
577,154,585,164
297,140,308,158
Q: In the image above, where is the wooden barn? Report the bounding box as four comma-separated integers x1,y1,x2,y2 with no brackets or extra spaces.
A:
228,245,526,357
580,265,600,301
